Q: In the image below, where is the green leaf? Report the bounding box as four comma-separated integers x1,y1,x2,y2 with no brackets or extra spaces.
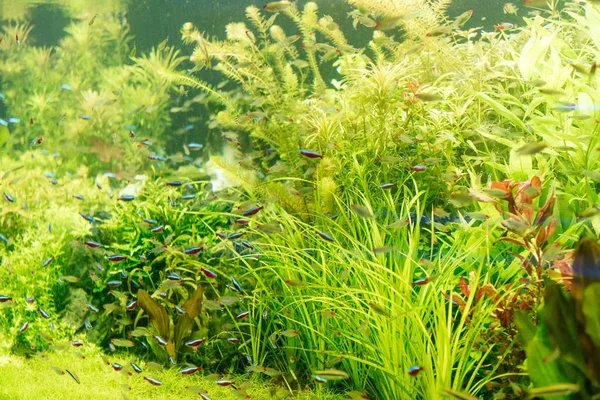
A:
474,92,530,133
583,283,600,348
137,289,171,341
515,311,537,347
173,285,204,353
540,281,585,368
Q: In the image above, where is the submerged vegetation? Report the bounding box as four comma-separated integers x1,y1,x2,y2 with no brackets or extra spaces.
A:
2,0,600,399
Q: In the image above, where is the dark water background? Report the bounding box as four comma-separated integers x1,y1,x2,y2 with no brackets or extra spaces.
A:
0,0,534,151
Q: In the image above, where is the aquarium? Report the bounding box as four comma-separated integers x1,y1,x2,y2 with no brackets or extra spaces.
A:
1,0,600,399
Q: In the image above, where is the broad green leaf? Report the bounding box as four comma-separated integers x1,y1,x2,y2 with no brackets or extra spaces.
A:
173,285,204,354
515,311,537,346
583,284,600,349
137,289,171,341
540,281,585,368
475,92,530,133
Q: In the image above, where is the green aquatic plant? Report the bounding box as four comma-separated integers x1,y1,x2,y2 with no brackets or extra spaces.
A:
515,238,600,399
5,1,600,399
0,14,174,174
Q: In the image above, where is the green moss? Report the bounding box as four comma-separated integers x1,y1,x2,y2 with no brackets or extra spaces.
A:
0,349,344,399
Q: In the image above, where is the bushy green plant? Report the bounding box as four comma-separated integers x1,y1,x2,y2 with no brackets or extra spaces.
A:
515,238,600,400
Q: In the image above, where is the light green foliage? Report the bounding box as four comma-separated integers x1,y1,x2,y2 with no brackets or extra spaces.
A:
4,1,600,399
0,15,177,174
0,349,344,400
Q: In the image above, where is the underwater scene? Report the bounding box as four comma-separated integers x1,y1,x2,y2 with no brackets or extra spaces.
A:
3,0,600,399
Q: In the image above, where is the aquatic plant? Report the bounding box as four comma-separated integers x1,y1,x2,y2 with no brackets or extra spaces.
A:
4,0,600,399
515,238,600,399
0,14,174,174
160,0,600,398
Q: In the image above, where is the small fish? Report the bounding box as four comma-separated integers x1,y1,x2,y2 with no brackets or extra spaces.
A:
494,23,515,31
86,304,99,313
415,92,443,102
216,296,241,305
408,365,424,376
19,321,29,333
242,206,264,217
180,366,201,375
350,204,374,219
228,232,246,240
410,165,427,172
166,272,182,281
175,305,186,315
375,15,405,31
41,257,54,268
60,84,72,91
426,26,453,37
280,329,299,337
377,183,397,190
315,230,335,242
84,241,101,248
118,195,136,202
516,142,548,155
263,1,291,12
185,338,207,348
231,277,244,293
144,376,162,386
314,369,349,380
3,192,15,203
183,246,204,255
454,10,473,27
0,296,13,302
412,275,439,286
50,366,65,375
201,268,217,279
240,240,254,250
235,311,251,320
151,225,165,233
148,154,167,161
368,302,390,317
130,363,142,373
106,281,122,287
59,275,80,283
107,255,127,262
79,115,92,120
215,380,236,387
186,143,203,151
152,335,168,347
181,194,197,201
166,181,183,187
298,149,323,159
